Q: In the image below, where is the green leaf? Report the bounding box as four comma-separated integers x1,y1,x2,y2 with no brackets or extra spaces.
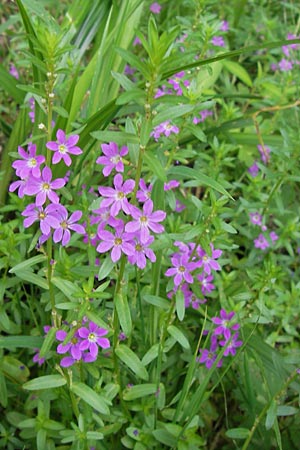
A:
168,166,233,199
51,277,79,302
70,382,110,415
175,290,185,322
13,270,49,290
222,60,252,87
152,429,177,447
142,344,159,366
0,64,25,103
143,294,170,310
153,104,195,126
0,335,43,349
115,345,149,381
23,375,67,390
123,383,157,400
39,326,57,358
143,152,167,182
0,357,29,383
115,292,132,337
225,428,250,439
167,325,190,349
266,399,277,430
276,406,299,416
9,255,47,273
0,372,8,408
98,254,115,281
91,130,139,145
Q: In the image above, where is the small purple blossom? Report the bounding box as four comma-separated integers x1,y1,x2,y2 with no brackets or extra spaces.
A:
32,349,45,366
97,222,135,262
136,179,153,203
22,203,61,235
197,272,215,295
12,144,45,179
24,166,65,206
46,129,83,166
165,254,198,287
149,2,161,13
9,64,19,79
125,199,166,243
211,309,240,340
127,235,156,269
278,58,293,71
96,142,128,176
197,244,222,275
220,20,229,32
9,177,28,198
197,336,222,369
53,207,85,246
193,109,213,124
56,330,82,361
164,180,180,191
269,231,279,242
248,161,259,177
98,173,135,216
78,322,110,358
249,212,262,226
151,121,179,141
211,36,225,47
254,233,270,250
219,332,243,356
257,144,271,164
174,200,186,212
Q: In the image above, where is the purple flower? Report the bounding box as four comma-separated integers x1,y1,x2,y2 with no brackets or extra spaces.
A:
164,180,180,191
32,349,45,366
53,207,85,246
12,144,45,179
257,144,271,164
149,2,161,13
9,64,19,79
254,234,270,250
24,166,65,206
56,330,82,361
168,71,189,95
197,244,222,275
220,20,229,32
133,36,141,46
97,222,135,262
248,161,259,177
151,121,179,141
78,322,110,358
211,36,225,47
9,177,28,198
278,58,293,71
96,142,128,177
165,253,198,287
127,235,156,269
181,284,206,309
269,231,278,242
249,212,262,226
98,173,135,216
125,199,166,243
22,203,61,235
197,336,222,369
197,272,215,295
136,179,153,203
193,109,213,124
219,332,243,356
211,309,240,340
46,129,82,166
175,200,186,212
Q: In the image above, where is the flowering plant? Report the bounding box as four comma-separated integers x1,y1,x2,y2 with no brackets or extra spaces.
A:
1,1,300,449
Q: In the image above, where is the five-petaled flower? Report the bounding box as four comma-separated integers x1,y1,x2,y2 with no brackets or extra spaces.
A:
24,166,65,206
78,322,110,358
98,173,135,216
46,129,83,166
125,200,166,243
96,142,128,176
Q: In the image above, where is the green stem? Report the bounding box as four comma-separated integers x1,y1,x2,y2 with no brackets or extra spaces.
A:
112,256,131,420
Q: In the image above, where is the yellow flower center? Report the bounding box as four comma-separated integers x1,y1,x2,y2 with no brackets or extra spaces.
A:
38,212,46,220
88,333,97,342
140,216,148,223
42,183,50,191
117,192,125,199
28,158,37,167
179,265,185,273
114,238,122,246
58,144,67,154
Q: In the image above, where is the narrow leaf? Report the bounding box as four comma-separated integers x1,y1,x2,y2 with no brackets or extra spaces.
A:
115,292,132,337
71,382,110,415
23,375,66,390
115,345,149,381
